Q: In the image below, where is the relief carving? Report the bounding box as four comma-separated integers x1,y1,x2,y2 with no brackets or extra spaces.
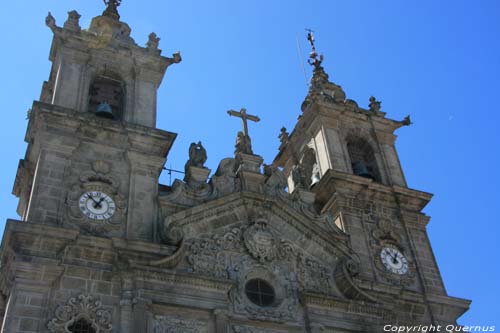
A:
232,325,286,333
152,315,207,333
298,256,333,294
243,220,278,262
47,294,112,333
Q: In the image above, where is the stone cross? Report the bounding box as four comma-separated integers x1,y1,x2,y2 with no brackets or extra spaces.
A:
227,108,260,137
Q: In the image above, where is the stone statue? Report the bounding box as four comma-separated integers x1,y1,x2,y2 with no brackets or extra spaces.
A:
369,96,381,112
64,10,81,32
147,32,160,50
185,141,207,169
291,164,306,190
103,0,122,20
45,12,57,31
234,131,253,155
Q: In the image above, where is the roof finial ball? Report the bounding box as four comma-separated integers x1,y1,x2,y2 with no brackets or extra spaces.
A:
102,0,122,20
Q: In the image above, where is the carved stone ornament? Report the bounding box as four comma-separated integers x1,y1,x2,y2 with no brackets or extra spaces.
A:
232,325,286,333
231,261,302,322
369,96,381,112
147,32,160,51
151,315,207,333
243,220,278,262
47,294,112,333
372,217,402,245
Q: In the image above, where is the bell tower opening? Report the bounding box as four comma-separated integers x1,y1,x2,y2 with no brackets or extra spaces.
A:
346,137,381,182
301,148,320,189
88,73,125,120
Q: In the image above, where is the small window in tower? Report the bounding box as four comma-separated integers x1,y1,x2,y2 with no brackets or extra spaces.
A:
68,318,96,333
245,278,276,307
88,73,124,120
347,137,381,182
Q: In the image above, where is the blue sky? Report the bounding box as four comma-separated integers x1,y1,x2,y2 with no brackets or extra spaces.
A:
1,0,499,325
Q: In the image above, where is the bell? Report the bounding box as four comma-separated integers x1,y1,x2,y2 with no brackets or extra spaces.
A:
352,161,373,179
310,172,321,189
96,102,114,119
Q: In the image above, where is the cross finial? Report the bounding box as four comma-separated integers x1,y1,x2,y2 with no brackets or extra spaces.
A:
305,29,324,70
227,108,260,137
306,29,316,52
103,0,122,20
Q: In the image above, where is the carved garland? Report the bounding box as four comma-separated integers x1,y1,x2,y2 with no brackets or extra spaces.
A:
47,294,112,333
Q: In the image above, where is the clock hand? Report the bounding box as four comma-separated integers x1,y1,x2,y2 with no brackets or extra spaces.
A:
88,194,103,209
387,250,399,264
95,197,105,209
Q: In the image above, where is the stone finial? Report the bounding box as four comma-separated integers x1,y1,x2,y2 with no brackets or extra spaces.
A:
171,51,182,64
102,0,122,20
228,108,260,156
369,96,381,112
279,127,289,145
45,12,57,31
147,32,160,51
64,10,81,32
401,115,412,126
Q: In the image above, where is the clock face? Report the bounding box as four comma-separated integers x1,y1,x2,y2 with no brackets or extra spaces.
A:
79,191,116,221
380,247,409,275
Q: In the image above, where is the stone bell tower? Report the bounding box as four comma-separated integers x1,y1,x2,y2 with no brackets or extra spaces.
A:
273,32,470,325
13,1,181,242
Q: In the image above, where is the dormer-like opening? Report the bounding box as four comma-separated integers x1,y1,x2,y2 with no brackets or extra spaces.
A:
88,72,125,120
346,137,381,182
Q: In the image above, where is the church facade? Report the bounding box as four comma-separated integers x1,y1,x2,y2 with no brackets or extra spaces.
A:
0,2,469,332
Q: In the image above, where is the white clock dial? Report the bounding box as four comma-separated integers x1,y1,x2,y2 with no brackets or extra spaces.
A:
79,191,116,221
380,247,409,275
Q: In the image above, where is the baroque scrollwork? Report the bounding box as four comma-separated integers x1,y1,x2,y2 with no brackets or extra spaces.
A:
47,294,112,333
372,217,402,245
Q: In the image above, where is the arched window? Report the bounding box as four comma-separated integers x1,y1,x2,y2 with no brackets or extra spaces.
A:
68,318,96,333
88,73,124,120
346,137,381,182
